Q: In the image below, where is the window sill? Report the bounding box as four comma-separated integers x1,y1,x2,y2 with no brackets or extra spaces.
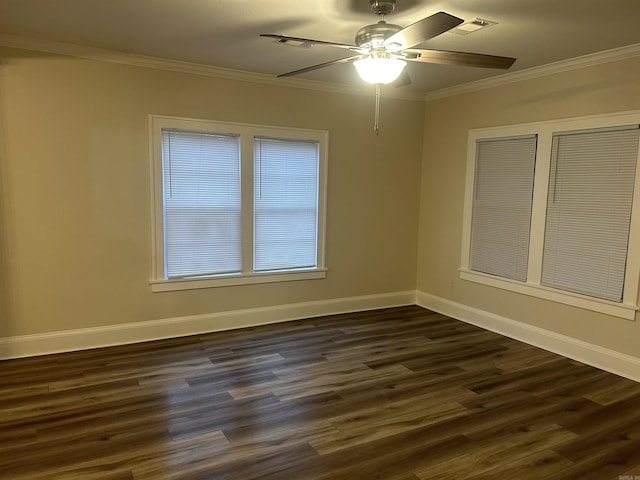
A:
459,268,638,321
150,268,327,292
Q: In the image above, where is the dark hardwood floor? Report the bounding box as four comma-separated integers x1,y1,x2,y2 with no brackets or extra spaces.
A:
2,305,640,479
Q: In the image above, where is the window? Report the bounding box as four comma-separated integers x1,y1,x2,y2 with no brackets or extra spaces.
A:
149,115,328,291
161,130,242,278
253,137,319,272
541,127,638,301
461,111,640,320
470,135,537,281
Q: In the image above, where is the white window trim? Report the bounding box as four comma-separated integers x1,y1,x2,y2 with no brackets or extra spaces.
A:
460,110,640,321
149,114,328,292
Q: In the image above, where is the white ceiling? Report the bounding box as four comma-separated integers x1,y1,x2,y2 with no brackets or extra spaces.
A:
1,0,640,95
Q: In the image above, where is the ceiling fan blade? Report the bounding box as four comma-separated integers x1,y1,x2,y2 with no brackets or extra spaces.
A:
402,49,516,69
260,34,359,51
384,11,463,50
277,55,362,78
392,69,412,88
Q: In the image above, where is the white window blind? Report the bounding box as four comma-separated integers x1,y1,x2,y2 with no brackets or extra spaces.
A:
470,135,537,281
254,137,319,271
541,126,640,301
162,130,241,278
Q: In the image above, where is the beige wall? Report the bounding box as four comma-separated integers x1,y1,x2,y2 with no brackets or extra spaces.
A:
5,41,638,362
417,55,640,358
0,46,424,337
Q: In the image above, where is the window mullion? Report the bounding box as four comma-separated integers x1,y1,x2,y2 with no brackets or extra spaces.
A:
240,134,255,274
526,131,552,285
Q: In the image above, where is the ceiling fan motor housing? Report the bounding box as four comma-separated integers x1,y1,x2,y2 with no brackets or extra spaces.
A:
370,0,396,16
355,21,402,48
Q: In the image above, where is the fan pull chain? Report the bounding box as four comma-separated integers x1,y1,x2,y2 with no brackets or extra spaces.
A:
374,84,381,135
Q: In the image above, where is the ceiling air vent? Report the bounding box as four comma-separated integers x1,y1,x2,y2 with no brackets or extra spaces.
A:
451,18,497,35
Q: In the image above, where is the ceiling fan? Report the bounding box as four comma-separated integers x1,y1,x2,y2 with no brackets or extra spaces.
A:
261,0,516,132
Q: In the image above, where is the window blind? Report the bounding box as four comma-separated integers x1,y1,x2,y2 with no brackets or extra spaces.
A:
254,137,319,271
470,135,537,281
541,126,640,301
161,130,241,278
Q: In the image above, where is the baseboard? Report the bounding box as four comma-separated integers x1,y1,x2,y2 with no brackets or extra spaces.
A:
7,289,638,383
416,291,640,383
0,291,416,360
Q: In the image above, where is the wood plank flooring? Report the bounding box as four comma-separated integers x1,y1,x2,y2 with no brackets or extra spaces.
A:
2,305,640,479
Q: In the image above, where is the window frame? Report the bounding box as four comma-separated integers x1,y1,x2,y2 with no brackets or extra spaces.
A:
460,110,640,320
149,115,328,292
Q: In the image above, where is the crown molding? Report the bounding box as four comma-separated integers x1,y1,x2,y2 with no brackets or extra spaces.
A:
0,33,425,102
423,42,640,101
4,33,638,104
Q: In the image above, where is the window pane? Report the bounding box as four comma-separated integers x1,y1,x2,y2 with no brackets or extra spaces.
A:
254,137,319,271
162,130,241,277
542,126,640,301
470,136,537,281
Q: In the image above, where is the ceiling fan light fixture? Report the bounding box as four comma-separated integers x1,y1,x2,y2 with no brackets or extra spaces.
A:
354,56,407,84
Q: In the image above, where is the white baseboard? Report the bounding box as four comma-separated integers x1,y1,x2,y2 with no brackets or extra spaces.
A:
5,289,639,384
416,291,640,383
0,291,416,360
